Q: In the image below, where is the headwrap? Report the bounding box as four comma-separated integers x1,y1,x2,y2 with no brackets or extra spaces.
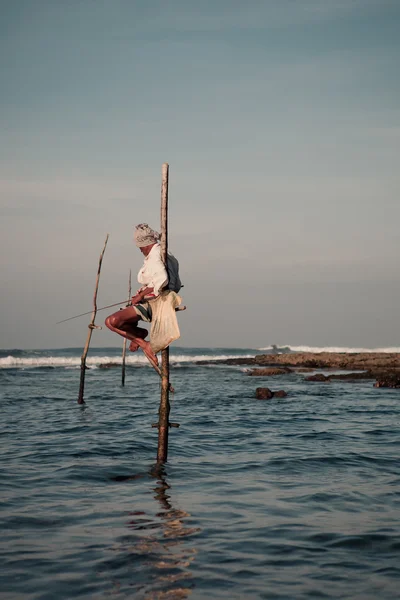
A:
134,223,160,248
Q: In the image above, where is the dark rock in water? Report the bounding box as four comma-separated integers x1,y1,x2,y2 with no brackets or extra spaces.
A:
255,387,274,399
248,367,292,376
305,371,379,383
196,357,257,366
255,387,288,399
329,372,374,381
305,373,330,382
374,376,400,388
99,362,120,369
273,390,288,398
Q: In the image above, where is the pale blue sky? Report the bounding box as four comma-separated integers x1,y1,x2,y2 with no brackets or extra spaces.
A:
1,0,399,348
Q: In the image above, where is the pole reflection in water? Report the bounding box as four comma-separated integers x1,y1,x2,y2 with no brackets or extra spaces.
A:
110,465,200,599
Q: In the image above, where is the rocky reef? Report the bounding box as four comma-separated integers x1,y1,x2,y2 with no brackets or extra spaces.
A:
197,352,400,390
206,352,400,371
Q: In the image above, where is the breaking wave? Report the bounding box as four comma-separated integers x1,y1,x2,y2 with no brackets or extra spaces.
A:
259,345,400,354
0,353,255,369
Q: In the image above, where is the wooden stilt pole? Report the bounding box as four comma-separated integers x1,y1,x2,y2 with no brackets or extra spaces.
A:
157,163,170,462
77,234,109,404
121,269,132,387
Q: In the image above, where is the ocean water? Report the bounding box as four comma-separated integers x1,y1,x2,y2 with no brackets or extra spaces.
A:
1,346,399,600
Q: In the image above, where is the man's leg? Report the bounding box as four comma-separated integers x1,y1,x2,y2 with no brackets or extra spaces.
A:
105,307,159,367
122,323,148,352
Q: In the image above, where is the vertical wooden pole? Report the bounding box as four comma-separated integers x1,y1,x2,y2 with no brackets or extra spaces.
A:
121,269,132,387
157,163,170,462
78,234,109,404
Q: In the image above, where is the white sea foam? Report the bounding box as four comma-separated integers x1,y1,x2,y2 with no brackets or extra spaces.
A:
0,354,255,369
259,345,400,354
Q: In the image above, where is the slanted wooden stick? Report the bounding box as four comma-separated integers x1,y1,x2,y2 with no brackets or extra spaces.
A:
121,269,132,387
77,234,109,404
157,163,170,462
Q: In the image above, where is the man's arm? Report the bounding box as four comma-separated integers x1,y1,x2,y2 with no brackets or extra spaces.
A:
131,286,155,304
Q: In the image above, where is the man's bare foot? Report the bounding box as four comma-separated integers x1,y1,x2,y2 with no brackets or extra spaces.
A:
129,340,139,352
136,339,159,370
133,340,174,391
143,344,159,369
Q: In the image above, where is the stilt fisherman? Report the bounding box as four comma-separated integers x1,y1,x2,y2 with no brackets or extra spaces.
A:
105,224,181,369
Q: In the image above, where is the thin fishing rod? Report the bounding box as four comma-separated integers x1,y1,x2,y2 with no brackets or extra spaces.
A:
56,299,131,325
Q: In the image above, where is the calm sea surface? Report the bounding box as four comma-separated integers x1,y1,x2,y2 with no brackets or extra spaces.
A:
1,347,399,599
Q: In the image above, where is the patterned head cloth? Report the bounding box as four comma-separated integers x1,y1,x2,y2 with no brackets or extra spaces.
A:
134,223,160,248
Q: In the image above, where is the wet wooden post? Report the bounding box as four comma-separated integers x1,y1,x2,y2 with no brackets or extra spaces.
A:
157,163,170,462
78,234,109,404
121,270,132,387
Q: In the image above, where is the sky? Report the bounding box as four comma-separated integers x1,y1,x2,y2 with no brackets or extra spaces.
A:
1,0,399,349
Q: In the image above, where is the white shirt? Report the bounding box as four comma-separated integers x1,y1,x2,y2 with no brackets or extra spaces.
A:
137,243,181,297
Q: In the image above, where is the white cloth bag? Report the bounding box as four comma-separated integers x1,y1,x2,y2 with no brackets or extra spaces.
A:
149,291,182,353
